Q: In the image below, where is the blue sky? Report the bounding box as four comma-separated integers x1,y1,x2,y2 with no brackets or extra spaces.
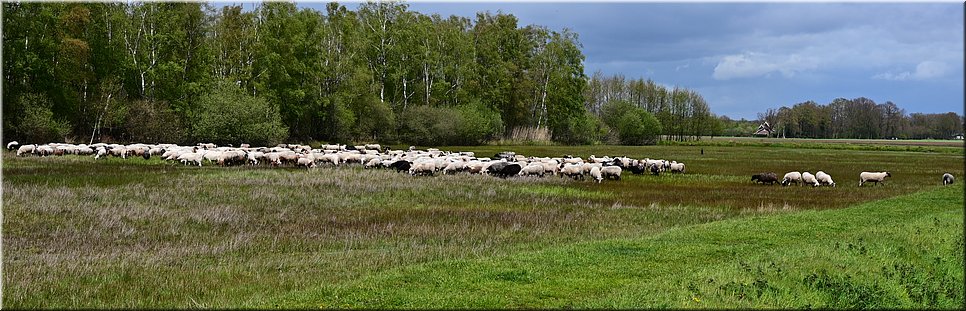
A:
290,1,963,120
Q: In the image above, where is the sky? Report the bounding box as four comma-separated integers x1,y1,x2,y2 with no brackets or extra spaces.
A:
291,0,963,120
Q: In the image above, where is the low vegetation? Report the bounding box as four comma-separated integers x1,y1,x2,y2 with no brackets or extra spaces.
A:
2,144,962,308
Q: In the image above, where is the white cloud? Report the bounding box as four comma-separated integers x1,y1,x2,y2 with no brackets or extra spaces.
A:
712,52,819,80
873,61,949,81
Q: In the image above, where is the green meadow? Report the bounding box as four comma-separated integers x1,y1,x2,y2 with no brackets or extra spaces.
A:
2,143,963,308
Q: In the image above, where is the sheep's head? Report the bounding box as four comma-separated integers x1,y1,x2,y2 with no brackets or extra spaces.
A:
885,172,892,177
752,174,761,181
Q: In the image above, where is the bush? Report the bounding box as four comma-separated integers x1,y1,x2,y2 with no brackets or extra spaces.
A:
123,99,185,143
396,103,503,146
191,81,288,146
14,93,72,143
601,99,662,145
550,112,598,145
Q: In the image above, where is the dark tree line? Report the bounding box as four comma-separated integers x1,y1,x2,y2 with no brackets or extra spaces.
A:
757,98,963,140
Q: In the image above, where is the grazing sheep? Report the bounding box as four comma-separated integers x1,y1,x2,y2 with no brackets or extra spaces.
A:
487,161,522,178
558,163,584,180
364,158,383,169
815,171,835,187
751,172,779,185
668,161,685,174
36,145,54,157
94,146,108,160
781,172,803,186
7,141,19,150
409,161,436,176
388,160,412,173
942,173,954,185
801,172,820,187
601,166,622,180
590,166,603,183
296,157,316,168
859,172,891,186
519,163,546,177
16,144,36,156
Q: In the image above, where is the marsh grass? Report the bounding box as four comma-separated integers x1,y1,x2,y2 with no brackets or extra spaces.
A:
2,144,963,308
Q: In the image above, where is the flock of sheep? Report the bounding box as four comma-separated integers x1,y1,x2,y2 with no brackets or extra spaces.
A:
6,141,685,183
8,141,955,186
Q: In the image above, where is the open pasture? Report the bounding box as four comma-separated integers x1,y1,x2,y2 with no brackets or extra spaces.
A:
2,144,963,308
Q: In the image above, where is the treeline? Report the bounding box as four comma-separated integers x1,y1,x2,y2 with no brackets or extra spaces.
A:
756,98,963,139
584,72,719,142
3,1,594,146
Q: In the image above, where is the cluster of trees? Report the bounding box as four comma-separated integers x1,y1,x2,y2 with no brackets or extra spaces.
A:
584,72,720,142
3,1,589,146
757,98,964,140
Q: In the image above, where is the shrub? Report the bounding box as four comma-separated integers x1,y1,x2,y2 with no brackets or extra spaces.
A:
14,93,72,143
396,103,503,146
601,99,662,145
191,81,288,146
123,99,185,143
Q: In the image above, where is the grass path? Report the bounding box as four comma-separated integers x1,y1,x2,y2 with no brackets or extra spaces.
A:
267,185,964,309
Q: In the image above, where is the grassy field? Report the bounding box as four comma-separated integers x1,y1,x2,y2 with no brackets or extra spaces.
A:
2,144,963,308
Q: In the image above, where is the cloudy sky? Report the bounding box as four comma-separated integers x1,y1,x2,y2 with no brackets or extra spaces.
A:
297,1,963,120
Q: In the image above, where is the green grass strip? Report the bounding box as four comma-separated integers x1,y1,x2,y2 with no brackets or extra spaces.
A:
265,185,964,309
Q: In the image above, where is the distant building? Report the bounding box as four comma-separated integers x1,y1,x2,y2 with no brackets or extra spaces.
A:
753,121,773,136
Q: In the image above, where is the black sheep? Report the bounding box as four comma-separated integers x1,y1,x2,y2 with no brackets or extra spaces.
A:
388,160,412,173
487,162,522,178
752,172,779,185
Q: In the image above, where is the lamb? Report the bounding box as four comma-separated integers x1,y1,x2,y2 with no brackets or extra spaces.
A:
801,172,820,187
781,171,803,186
859,172,891,187
751,172,779,185
601,166,622,180
590,166,603,183
942,173,955,185
815,171,835,187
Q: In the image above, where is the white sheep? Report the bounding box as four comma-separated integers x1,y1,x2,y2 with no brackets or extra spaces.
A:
590,166,603,183
801,172,820,187
519,163,546,177
668,161,685,173
859,172,891,187
781,171,803,186
601,166,622,180
409,161,436,176
296,157,316,168
94,146,108,160
943,173,955,185
815,171,835,187
7,141,19,150
16,144,36,156
559,163,584,180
